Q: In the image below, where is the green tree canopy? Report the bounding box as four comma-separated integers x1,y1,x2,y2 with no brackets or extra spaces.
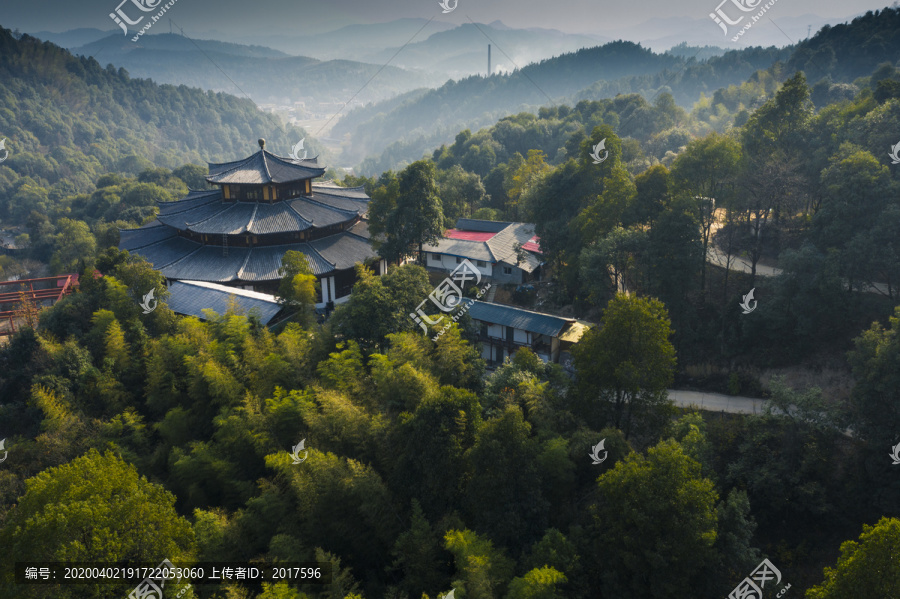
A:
806,517,900,599
369,160,444,264
0,449,195,597
585,439,718,598
572,294,676,439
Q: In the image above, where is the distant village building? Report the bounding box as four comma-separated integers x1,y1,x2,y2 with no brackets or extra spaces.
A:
468,300,588,366
119,139,385,309
422,218,543,284
0,228,27,256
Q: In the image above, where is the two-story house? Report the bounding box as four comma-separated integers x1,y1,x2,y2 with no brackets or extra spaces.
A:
421,218,542,284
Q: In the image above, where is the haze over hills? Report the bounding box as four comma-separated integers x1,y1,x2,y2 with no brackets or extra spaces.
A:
360,22,607,78
233,18,459,61
30,27,115,48
69,33,447,107
333,41,789,171
601,13,839,51
334,7,900,173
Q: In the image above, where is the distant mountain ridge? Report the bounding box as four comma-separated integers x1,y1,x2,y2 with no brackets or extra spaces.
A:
68,33,446,106
360,22,608,78
337,7,900,174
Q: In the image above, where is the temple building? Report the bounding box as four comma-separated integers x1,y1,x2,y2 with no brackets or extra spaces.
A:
119,139,384,309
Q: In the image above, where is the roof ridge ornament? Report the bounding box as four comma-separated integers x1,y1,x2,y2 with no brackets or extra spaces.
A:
258,138,266,150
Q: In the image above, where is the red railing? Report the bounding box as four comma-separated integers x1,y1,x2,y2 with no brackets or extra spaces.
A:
0,274,78,337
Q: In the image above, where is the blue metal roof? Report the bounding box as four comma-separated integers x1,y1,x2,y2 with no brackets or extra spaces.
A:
167,280,283,325
467,301,575,338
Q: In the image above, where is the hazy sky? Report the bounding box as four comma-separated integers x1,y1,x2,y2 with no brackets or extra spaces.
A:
7,0,895,37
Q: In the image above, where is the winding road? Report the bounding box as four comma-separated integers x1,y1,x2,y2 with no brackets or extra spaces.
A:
667,389,768,415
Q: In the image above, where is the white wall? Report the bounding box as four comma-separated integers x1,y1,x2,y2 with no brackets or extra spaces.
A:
426,253,492,278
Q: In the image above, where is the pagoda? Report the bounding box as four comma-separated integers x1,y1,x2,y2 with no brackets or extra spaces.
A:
119,139,384,308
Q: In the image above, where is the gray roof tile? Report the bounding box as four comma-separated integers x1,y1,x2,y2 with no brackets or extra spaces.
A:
206,150,325,184
249,202,312,235
289,198,357,227
308,192,369,215
134,235,202,268
312,182,370,199
239,243,334,279
487,223,541,273
425,221,541,273
422,238,495,261
167,280,283,325
161,245,250,282
157,190,222,216
309,232,379,270
158,199,230,231
188,202,256,235
119,221,175,250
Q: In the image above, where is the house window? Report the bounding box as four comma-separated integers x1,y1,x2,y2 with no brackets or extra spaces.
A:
432,253,441,261
507,326,515,342
503,266,513,275
480,322,488,337
456,257,462,264
476,260,486,267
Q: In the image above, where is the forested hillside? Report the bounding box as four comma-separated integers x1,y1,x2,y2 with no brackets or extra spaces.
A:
337,41,790,172
339,8,900,174
2,6,900,599
0,26,312,223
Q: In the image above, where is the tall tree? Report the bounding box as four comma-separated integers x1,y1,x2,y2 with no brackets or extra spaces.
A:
847,306,900,447
584,440,719,598
278,250,319,325
571,294,676,439
670,132,741,291
0,450,196,598
369,160,444,264
444,529,515,599
806,517,900,599
507,149,551,220
463,405,549,549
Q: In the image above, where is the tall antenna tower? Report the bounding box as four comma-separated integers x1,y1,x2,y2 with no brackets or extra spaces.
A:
488,44,491,77
807,24,811,39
